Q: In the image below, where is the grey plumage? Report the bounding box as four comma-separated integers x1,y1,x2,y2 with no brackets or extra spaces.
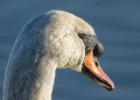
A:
3,15,50,100
78,33,103,57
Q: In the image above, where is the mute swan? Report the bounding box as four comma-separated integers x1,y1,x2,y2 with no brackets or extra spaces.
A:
3,10,115,100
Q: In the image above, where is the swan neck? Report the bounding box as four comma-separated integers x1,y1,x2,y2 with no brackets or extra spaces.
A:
35,58,57,100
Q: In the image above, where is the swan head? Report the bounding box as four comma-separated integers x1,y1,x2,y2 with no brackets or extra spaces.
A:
77,32,114,91
47,10,115,91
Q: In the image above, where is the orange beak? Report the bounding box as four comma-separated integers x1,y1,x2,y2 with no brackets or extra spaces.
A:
82,51,115,91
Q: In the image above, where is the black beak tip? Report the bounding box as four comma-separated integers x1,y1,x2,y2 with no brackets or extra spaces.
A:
104,82,115,91
104,86,114,91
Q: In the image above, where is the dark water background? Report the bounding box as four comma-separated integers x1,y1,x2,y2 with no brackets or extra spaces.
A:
0,0,140,100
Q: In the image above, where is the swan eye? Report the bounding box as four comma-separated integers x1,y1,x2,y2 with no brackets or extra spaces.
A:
77,33,86,40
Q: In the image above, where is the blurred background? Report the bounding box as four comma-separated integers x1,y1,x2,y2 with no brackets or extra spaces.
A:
0,0,140,100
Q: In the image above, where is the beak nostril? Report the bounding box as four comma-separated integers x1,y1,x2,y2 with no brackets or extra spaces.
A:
95,61,99,67
94,56,99,67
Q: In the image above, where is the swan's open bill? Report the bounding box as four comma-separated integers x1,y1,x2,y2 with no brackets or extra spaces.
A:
82,51,115,91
